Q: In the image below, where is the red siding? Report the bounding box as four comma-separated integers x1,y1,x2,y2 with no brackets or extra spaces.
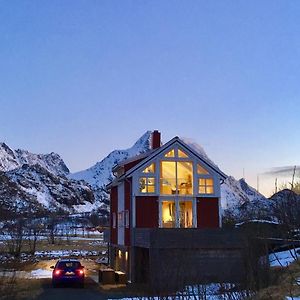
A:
197,197,219,228
136,196,159,228
124,178,132,246
110,186,118,244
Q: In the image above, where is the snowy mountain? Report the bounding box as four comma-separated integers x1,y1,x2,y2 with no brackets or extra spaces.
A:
221,176,270,222
0,143,69,176
0,131,269,219
0,164,94,216
0,142,97,216
71,131,266,218
221,176,267,210
70,131,152,188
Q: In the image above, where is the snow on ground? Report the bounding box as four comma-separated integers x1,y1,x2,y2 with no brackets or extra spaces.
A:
108,283,249,300
286,297,300,300
0,269,52,279
269,248,300,267
30,268,52,278
34,250,99,258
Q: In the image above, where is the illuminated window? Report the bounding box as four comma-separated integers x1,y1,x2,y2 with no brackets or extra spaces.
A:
162,200,176,228
160,161,193,195
160,161,176,194
177,162,193,195
142,163,155,173
197,164,209,174
139,177,155,193
164,149,175,157
199,178,214,194
179,201,193,228
178,149,188,158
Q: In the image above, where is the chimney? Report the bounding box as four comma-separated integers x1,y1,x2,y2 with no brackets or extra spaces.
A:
151,130,161,149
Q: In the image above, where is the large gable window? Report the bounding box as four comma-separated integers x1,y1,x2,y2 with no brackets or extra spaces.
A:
160,161,193,195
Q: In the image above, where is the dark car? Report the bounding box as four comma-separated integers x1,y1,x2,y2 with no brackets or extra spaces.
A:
51,259,85,288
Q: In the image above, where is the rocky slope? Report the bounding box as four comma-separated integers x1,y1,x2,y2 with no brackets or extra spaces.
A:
0,143,69,176
0,131,270,220
0,164,96,217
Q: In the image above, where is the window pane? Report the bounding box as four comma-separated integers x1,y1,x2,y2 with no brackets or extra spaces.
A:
160,161,176,195
177,162,193,195
206,186,214,194
147,177,155,185
143,163,155,173
199,186,206,194
162,201,175,228
199,178,206,186
179,201,193,228
148,185,155,193
164,149,175,157
178,149,188,158
206,178,213,186
197,164,209,174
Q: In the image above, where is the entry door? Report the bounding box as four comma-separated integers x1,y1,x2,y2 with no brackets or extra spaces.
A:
179,200,193,228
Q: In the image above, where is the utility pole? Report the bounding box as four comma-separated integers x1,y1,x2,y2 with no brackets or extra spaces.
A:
275,178,278,193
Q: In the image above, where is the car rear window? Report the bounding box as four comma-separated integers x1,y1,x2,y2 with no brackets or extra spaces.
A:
57,261,81,268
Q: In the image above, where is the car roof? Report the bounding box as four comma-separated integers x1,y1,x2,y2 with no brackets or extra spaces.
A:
58,259,81,262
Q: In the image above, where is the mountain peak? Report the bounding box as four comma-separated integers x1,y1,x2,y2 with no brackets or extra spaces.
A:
0,142,69,176
70,131,153,188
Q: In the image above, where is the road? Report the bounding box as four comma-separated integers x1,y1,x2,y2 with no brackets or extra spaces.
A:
34,277,110,300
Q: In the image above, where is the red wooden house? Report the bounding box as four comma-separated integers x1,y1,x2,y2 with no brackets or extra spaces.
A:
108,131,243,287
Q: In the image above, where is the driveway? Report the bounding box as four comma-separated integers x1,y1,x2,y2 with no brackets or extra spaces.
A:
34,277,108,300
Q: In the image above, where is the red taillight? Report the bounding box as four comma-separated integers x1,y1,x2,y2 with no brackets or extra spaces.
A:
78,269,84,275
54,269,61,276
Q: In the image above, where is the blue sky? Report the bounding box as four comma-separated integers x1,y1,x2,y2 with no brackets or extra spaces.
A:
0,1,299,196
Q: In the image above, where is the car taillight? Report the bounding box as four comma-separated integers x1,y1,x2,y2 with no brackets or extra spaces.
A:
78,269,84,275
54,269,61,276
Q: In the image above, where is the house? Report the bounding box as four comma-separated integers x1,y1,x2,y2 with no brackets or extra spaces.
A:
107,131,245,289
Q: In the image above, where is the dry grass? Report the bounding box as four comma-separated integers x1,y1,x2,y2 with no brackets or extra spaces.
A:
0,235,105,253
0,277,44,300
255,261,300,300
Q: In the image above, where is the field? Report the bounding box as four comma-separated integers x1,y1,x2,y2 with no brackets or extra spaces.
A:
1,232,300,299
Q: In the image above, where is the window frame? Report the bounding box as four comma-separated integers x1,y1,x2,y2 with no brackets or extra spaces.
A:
134,144,217,197
198,177,215,194
139,176,156,194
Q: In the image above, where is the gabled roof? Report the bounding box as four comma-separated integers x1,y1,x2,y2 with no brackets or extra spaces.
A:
106,137,226,189
123,136,227,179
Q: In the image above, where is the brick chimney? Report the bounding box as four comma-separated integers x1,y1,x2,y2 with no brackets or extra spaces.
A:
151,130,161,149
